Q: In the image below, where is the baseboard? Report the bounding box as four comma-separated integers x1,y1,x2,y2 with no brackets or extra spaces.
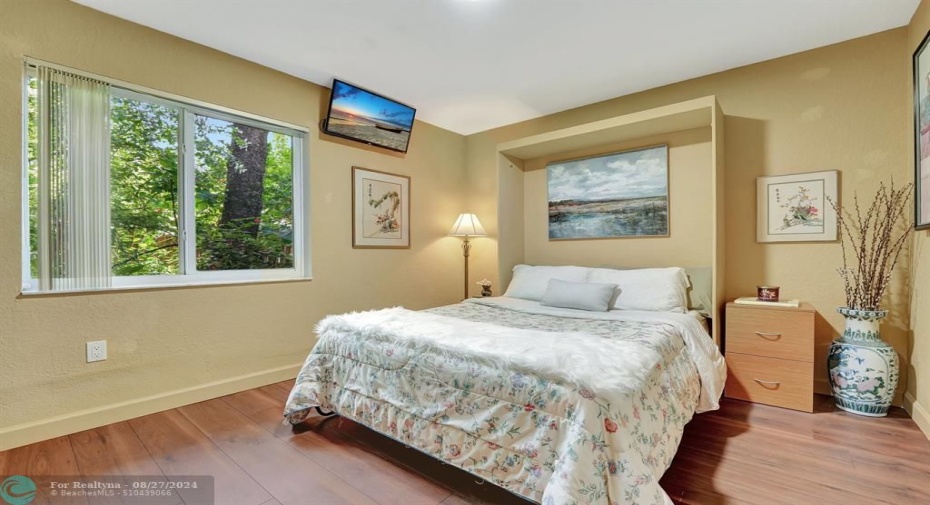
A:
903,392,930,441
0,363,302,452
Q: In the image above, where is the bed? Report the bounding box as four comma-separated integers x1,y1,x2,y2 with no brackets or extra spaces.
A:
284,266,726,505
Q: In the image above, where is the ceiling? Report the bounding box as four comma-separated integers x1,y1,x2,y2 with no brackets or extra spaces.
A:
74,0,919,135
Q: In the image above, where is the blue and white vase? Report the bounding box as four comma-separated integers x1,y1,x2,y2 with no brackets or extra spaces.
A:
828,307,899,417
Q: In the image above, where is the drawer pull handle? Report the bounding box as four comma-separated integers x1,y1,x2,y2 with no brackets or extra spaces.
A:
753,378,781,388
754,331,782,340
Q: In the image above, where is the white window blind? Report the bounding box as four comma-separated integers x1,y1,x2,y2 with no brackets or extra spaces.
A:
36,65,112,291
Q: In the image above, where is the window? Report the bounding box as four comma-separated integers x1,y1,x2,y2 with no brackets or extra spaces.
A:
23,62,309,293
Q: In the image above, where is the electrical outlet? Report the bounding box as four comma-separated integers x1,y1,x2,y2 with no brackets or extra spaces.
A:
86,340,107,363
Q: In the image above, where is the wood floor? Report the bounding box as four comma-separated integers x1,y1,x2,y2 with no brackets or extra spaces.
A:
2,382,928,505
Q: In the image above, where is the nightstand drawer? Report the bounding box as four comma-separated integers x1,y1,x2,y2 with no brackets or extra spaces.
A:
725,353,813,412
726,306,814,362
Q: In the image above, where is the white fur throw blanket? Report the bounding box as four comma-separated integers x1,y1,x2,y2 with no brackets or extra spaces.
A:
316,302,725,412
319,307,664,400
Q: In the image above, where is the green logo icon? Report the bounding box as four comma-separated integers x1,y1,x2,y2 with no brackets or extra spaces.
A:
0,476,36,505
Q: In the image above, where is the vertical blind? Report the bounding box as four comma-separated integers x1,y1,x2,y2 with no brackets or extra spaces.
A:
36,65,112,292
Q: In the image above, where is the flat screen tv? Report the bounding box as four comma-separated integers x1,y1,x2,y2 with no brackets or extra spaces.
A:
322,79,417,153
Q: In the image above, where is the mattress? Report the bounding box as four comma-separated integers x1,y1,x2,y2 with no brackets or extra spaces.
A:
284,297,725,505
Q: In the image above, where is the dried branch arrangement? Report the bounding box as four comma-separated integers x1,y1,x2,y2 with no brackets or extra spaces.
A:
827,181,913,311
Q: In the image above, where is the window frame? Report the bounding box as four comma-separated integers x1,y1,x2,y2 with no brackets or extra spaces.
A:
21,59,312,294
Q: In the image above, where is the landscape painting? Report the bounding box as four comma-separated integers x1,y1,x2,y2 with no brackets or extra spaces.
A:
548,145,669,240
325,80,416,153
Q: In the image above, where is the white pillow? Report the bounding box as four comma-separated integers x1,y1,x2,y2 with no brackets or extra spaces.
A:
503,264,590,301
540,279,618,312
586,267,689,313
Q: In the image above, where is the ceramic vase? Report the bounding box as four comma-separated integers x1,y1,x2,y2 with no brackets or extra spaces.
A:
827,307,899,417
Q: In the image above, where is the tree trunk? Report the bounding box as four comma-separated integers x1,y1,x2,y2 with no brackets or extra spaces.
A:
220,124,268,237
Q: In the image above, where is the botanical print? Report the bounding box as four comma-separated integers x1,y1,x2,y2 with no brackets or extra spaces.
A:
756,170,837,242
548,146,669,239
362,178,402,238
285,302,706,505
768,179,824,234
352,167,410,248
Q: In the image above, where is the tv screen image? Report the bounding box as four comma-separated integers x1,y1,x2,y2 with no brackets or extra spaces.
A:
323,79,416,153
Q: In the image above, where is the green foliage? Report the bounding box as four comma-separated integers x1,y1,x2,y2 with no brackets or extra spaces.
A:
27,77,37,279
27,81,295,278
196,217,293,270
194,118,294,271
110,96,180,275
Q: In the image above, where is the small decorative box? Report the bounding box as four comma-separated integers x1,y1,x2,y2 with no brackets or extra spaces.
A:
757,285,780,302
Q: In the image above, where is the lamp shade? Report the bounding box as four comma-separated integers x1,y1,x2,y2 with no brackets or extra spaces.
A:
449,213,487,237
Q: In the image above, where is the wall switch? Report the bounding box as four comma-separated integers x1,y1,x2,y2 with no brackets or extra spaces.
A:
86,340,107,363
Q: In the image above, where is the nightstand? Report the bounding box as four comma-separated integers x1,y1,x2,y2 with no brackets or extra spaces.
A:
724,301,815,412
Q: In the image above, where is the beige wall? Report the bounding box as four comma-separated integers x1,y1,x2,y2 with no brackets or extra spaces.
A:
466,29,911,400
2,0,927,450
520,128,712,269
908,0,930,438
0,0,466,449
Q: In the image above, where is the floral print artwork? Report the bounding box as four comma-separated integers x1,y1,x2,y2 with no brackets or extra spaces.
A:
285,303,706,505
776,184,822,231
367,184,401,235
758,170,837,242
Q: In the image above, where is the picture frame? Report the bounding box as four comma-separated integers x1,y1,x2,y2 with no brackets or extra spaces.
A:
913,30,930,230
756,170,838,243
547,145,669,240
352,166,410,249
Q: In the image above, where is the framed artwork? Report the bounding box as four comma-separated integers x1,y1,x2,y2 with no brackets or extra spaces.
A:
352,166,410,248
547,145,669,240
913,30,930,230
756,170,838,243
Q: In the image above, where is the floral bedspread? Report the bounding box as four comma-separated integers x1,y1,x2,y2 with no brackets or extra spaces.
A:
284,299,724,505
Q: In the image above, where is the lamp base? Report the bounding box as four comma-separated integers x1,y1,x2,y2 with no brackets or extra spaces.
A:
461,238,471,300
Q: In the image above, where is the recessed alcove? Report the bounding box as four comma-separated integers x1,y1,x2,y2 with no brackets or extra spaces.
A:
495,96,726,342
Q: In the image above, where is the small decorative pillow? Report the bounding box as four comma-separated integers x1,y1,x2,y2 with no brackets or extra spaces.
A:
540,279,618,312
503,264,590,301
586,267,689,313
